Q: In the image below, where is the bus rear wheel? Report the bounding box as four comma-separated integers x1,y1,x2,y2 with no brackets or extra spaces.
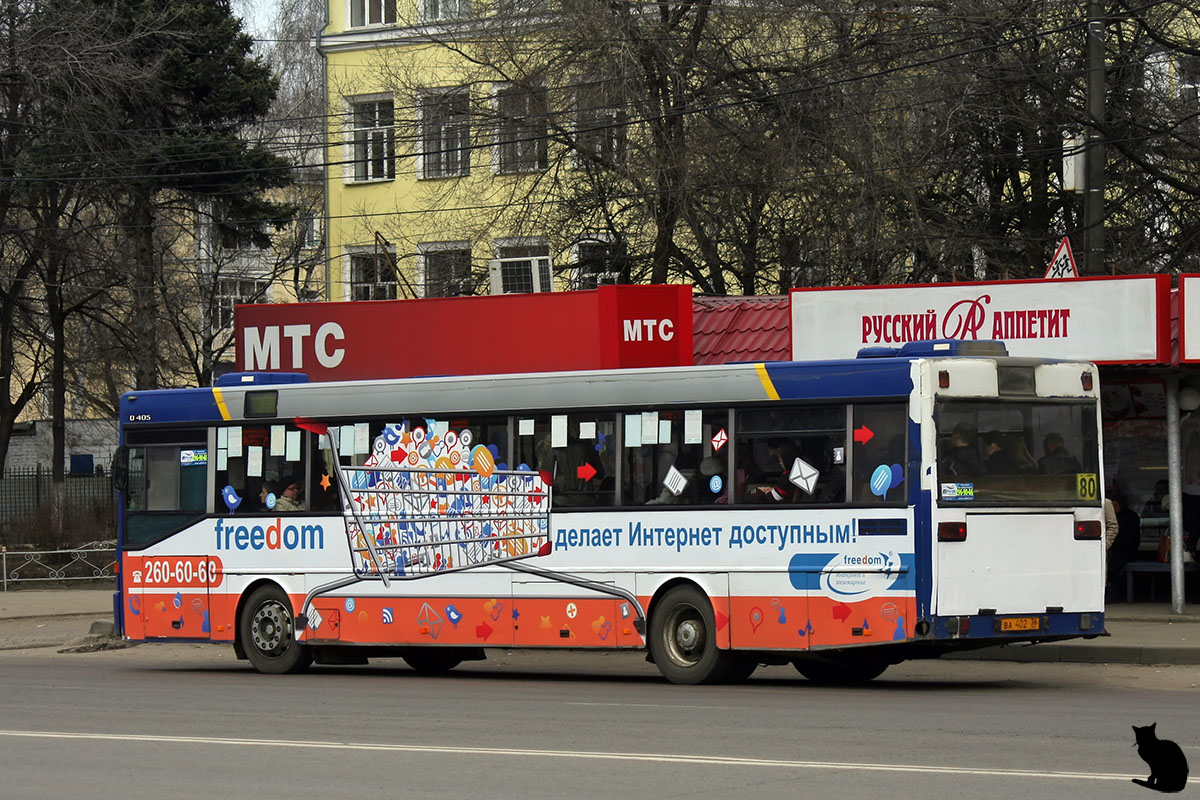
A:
402,649,465,675
239,585,312,675
649,585,734,685
792,654,889,685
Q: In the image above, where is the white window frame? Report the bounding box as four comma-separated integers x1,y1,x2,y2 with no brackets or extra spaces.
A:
349,0,396,27
421,0,469,21
573,80,626,166
418,87,471,179
570,234,622,290
419,242,474,298
215,277,271,330
346,249,397,301
488,239,553,294
345,95,395,183
493,83,548,175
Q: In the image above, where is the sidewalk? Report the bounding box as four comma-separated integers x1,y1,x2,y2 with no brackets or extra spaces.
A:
0,588,1197,665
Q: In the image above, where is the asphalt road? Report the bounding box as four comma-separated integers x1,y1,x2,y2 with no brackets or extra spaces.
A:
0,616,1195,800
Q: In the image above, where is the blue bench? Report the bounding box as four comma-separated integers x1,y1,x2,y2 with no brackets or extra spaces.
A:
1124,561,1200,603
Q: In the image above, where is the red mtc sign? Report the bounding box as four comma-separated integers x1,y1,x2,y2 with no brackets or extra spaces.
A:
234,284,695,381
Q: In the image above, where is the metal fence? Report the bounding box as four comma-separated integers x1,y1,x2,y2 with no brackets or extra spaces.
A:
0,466,113,520
1,541,116,590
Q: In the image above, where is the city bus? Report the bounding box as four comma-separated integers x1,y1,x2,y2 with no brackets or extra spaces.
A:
112,339,1106,684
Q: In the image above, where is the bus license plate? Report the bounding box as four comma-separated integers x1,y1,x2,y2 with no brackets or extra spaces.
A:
1000,617,1040,632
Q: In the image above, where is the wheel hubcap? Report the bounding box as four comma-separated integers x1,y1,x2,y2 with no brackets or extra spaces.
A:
252,601,291,657
664,606,705,666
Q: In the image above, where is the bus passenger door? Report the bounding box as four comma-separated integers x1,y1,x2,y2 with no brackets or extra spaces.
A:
125,554,214,641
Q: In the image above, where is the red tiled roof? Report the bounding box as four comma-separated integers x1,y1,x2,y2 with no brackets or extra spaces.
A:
692,295,790,365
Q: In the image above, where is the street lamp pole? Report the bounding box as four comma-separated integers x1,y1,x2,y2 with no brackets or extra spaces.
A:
1084,0,1105,274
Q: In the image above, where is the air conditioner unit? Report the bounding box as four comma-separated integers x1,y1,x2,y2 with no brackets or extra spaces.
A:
488,257,554,294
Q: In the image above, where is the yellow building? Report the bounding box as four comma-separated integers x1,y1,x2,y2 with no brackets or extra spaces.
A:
317,0,628,300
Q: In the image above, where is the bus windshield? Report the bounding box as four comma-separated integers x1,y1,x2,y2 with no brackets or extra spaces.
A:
935,398,1100,506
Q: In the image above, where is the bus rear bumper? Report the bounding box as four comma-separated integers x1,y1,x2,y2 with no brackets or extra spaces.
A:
927,610,1105,649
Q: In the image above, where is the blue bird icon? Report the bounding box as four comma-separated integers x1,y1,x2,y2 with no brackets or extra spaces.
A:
221,485,242,513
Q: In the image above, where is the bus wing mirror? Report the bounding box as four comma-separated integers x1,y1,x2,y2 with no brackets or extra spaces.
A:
112,446,129,492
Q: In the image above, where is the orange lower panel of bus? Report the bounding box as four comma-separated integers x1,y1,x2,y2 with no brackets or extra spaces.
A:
302,594,646,649
727,595,917,650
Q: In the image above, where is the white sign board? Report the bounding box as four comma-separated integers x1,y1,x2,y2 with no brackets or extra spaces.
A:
1180,276,1200,362
791,275,1167,364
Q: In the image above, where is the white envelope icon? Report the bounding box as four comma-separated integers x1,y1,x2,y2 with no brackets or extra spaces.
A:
788,458,819,495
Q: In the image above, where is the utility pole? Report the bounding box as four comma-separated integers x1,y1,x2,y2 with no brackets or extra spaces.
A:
1084,0,1105,274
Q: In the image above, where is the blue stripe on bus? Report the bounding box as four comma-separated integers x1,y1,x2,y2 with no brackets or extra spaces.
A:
120,387,227,427
762,359,914,401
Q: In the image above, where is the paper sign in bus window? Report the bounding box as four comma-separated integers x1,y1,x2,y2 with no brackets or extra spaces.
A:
684,410,702,444
246,446,263,478
641,412,659,444
270,425,285,456
658,419,672,444
354,423,370,454
551,415,568,448
519,418,535,436
624,414,642,447
285,430,301,462
228,426,243,458
579,421,596,440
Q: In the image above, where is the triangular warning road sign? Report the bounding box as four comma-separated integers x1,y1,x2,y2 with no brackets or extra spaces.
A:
1044,237,1079,279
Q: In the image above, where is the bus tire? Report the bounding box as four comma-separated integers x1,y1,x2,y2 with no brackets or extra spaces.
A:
724,654,759,684
649,585,733,685
402,649,464,675
792,655,889,685
239,585,312,675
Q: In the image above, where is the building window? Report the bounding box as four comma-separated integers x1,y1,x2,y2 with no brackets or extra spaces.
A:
350,0,396,26
351,99,395,182
350,253,397,301
573,238,624,289
420,89,470,178
422,246,474,297
298,212,321,249
423,0,469,20
216,278,270,330
489,243,552,294
574,81,625,164
496,85,547,174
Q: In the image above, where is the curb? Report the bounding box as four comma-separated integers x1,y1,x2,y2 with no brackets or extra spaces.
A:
945,644,1200,665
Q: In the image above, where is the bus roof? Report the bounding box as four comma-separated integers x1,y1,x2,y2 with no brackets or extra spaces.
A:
118,349,1042,428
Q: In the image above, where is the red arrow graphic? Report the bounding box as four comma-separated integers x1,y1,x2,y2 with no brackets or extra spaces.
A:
475,621,494,641
832,603,852,622
853,425,874,445
577,462,597,482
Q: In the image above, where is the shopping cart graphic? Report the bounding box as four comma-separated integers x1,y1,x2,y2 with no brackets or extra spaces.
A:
337,423,551,582
295,420,645,638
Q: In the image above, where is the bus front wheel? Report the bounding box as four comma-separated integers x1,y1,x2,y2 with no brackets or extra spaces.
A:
239,585,313,675
649,585,734,685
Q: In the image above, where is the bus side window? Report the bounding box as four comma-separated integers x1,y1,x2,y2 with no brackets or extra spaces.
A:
517,414,615,507
851,404,907,504
214,423,311,514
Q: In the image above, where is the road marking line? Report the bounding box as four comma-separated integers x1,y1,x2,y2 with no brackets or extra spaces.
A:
0,729,1139,782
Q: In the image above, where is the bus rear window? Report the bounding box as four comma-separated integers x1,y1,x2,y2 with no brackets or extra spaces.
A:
935,399,1100,506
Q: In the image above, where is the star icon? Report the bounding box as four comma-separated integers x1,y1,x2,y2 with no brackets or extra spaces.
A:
320,473,332,491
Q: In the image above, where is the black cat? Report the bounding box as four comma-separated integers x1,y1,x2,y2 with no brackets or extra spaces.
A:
1132,723,1189,793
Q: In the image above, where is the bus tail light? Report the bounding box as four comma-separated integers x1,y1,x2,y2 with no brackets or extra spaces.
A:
1081,371,1093,391
1074,520,1102,540
938,370,950,388
938,521,967,541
